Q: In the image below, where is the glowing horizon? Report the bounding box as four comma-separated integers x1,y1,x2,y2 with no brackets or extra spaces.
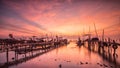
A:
0,0,120,38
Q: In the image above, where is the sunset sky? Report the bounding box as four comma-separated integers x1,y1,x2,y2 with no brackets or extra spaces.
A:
0,0,120,39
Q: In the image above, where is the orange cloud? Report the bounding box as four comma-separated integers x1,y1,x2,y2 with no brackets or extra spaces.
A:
0,0,120,38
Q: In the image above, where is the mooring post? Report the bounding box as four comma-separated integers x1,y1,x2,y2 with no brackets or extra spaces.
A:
6,44,9,64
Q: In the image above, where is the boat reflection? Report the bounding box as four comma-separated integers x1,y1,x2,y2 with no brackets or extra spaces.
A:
0,41,120,68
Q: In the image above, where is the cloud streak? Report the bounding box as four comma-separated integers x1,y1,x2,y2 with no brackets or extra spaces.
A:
0,0,120,38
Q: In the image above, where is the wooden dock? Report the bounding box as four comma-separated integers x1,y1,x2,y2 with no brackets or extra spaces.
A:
82,39,120,68
0,38,68,68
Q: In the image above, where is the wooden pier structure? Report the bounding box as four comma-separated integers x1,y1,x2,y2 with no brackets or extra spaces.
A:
0,36,68,68
77,33,120,68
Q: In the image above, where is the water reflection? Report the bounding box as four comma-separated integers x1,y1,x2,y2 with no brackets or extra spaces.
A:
0,41,120,68
84,39,120,68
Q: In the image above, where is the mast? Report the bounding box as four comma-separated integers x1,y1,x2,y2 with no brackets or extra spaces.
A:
94,23,98,37
89,26,90,33
102,29,104,42
89,26,91,40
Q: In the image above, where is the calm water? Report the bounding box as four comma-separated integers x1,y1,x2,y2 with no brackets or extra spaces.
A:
0,41,120,68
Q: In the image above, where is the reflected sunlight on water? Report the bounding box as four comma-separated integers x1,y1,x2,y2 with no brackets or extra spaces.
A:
6,41,119,68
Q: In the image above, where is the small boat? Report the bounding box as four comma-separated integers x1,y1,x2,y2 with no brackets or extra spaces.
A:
77,41,84,46
77,37,84,46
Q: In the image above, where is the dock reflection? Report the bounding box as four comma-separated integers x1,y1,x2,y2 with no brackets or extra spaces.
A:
0,36,68,68
83,39,120,68
0,40,120,68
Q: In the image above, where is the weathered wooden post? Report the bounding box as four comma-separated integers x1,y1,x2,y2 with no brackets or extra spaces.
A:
6,44,9,65
102,29,104,53
112,40,118,55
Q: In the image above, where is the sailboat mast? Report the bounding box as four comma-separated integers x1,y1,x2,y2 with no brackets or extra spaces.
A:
94,23,98,37
102,29,104,42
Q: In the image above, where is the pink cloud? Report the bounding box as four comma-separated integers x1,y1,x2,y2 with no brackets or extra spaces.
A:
0,0,120,38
